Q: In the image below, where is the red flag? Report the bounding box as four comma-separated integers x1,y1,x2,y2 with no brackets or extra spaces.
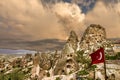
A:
90,48,105,65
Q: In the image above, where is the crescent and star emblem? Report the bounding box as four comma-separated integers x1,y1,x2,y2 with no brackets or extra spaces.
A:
98,52,102,60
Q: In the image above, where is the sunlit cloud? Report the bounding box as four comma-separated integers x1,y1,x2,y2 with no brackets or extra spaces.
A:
85,1,120,38
0,0,85,50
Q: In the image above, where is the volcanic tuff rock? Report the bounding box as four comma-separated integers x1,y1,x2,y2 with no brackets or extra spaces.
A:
54,30,79,75
31,53,40,78
62,30,79,54
80,24,114,55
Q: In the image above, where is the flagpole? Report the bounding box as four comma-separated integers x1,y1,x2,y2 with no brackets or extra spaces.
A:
104,52,107,80
92,49,96,80
94,67,95,80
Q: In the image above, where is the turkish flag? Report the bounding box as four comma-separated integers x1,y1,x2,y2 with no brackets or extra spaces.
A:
90,48,105,65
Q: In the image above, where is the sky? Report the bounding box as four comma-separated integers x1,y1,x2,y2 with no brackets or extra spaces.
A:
0,0,120,52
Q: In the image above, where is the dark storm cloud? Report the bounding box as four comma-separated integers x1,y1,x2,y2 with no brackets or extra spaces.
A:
0,39,65,51
26,39,65,51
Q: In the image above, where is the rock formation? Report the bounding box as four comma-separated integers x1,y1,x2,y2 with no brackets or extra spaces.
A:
62,30,79,54
39,53,52,70
31,52,40,78
54,30,79,75
80,24,114,55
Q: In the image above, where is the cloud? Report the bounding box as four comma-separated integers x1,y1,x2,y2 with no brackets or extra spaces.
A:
0,0,85,41
51,2,85,34
114,2,120,15
0,38,65,51
85,1,120,38
0,0,85,50
0,0,67,40
0,0,120,51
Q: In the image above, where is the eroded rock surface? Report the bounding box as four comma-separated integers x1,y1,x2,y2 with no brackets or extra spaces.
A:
80,24,114,55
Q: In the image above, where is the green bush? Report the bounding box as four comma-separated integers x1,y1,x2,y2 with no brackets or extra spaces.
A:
106,55,117,60
55,77,61,80
0,69,25,80
106,52,120,60
77,70,89,76
116,52,120,59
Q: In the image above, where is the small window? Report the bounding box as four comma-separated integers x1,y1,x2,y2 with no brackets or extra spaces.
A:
66,65,71,68
66,59,72,63
70,54,72,57
62,70,64,72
